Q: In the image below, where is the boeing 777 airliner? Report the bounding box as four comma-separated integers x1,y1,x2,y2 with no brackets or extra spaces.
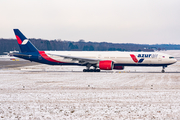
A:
12,29,177,72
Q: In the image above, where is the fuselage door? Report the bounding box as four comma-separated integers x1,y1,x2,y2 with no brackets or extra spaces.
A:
98,54,101,59
158,55,162,62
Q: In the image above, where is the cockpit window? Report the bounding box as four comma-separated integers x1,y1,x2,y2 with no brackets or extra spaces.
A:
169,57,174,59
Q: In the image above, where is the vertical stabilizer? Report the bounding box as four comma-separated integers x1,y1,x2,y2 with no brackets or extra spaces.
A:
13,29,39,53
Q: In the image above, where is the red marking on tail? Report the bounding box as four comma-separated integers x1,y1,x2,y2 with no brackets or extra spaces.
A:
130,54,138,63
15,35,22,44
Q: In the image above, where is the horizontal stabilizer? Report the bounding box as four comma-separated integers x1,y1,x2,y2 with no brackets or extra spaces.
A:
10,53,32,57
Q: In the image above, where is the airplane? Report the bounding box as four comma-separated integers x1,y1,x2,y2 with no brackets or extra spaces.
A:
12,29,177,73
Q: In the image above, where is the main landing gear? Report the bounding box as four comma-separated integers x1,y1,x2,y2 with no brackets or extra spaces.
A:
83,63,101,72
83,69,100,72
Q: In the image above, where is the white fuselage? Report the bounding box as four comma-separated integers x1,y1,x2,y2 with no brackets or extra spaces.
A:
45,51,177,66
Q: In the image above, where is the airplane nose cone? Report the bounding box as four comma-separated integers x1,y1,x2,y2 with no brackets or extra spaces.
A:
175,59,177,62
173,59,177,63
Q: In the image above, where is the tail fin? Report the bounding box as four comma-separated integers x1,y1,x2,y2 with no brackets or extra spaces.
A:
13,29,39,53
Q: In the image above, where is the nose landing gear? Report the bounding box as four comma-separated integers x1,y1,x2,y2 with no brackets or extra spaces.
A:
161,66,167,73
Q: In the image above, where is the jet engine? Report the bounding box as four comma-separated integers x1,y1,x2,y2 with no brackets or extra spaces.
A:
98,60,114,70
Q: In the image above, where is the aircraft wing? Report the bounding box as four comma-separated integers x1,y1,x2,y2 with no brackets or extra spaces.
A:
47,53,100,64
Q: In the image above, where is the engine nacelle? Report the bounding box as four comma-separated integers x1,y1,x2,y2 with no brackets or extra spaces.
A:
98,60,114,70
113,65,124,70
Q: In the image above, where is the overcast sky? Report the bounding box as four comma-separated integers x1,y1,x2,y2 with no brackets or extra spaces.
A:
0,0,180,44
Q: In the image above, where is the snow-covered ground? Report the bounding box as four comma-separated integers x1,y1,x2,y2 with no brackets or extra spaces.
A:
0,57,180,119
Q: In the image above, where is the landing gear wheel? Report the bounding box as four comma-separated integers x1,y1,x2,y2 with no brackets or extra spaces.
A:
161,66,166,73
83,69,91,72
83,69,101,72
93,69,100,72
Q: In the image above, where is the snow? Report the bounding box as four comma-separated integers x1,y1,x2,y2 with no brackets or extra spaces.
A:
0,59,180,119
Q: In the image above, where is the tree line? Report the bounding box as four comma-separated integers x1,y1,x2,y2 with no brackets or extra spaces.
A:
0,38,180,54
